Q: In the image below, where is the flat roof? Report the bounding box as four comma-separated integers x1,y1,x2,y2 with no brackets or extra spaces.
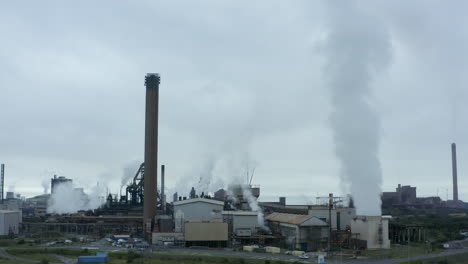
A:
222,211,258,216
0,210,21,213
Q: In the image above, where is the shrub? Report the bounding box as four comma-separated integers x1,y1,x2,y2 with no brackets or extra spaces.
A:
127,250,140,263
40,259,49,264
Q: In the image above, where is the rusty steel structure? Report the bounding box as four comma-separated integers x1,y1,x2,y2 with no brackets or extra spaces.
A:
143,73,160,235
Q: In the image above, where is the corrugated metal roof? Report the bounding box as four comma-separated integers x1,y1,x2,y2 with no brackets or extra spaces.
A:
265,212,327,226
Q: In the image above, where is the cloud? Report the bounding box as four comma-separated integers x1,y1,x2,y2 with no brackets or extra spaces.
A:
0,0,467,202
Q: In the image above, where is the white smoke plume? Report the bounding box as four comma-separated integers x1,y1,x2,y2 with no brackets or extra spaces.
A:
121,160,141,188
173,156,225,197
41,179,49,194
323,1,392,216
47,182,106,214
241,185,270,232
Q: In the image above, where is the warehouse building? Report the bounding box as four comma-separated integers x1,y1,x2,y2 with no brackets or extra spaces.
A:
266,212,328,251
222,211,258,237
308,207,356,230
173,198,224,232
0,210,21,235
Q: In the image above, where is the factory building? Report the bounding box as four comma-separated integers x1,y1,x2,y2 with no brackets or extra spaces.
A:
5,192,14,199
173,198,224,232
228,184,260,210
307,207,356,230
266,212,328,251
350,216,390,249
382,184,416,206
222,211,259,237
0,210,21,235
381,184,443,208
214,189,227,201
51,175,72,194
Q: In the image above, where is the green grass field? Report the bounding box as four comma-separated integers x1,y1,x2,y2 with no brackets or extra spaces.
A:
0,256,32,264
398,252,468,264
362,243,443,260
4,249,62,263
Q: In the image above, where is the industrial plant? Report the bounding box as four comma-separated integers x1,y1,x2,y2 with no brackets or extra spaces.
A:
0,74,467,261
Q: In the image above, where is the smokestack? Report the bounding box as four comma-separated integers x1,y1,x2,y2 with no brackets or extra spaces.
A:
161,164,165,213
451,143,459,207
143,73,160,235
0,164,4,203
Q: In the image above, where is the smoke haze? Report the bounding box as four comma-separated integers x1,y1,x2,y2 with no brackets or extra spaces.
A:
323,1,392,216
47,182,106,214
121,160,141,188
41,179,49,194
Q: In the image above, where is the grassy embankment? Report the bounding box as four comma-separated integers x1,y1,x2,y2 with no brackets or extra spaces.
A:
4,249,301,264
361,242,443,260
398,252,468,264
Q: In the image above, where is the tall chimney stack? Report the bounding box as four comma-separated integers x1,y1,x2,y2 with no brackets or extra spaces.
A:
143,73,160,235
451,143,459,207
161,165,166,213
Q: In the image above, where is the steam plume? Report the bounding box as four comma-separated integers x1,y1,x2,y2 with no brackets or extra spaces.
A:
241,185,270,232
47,182,105,214
121,160,141,188
41,179,49,194
323,1,392,216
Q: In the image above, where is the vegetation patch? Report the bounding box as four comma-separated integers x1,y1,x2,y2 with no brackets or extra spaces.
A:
107,252,299,264
6,248,97,257
398,252,468,264
362,243,443,260
0,256,32,264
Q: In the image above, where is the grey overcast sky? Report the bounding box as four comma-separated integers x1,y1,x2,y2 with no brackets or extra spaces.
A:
1,1,467,203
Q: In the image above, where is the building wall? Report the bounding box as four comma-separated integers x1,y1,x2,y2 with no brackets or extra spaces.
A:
0,211,21,235
174,201,223,232
184,222,228,241
337,208,356,230
299,226,328,251
308,208,337,229
152,232,184,245
350,216,390,249
232,214,258,235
